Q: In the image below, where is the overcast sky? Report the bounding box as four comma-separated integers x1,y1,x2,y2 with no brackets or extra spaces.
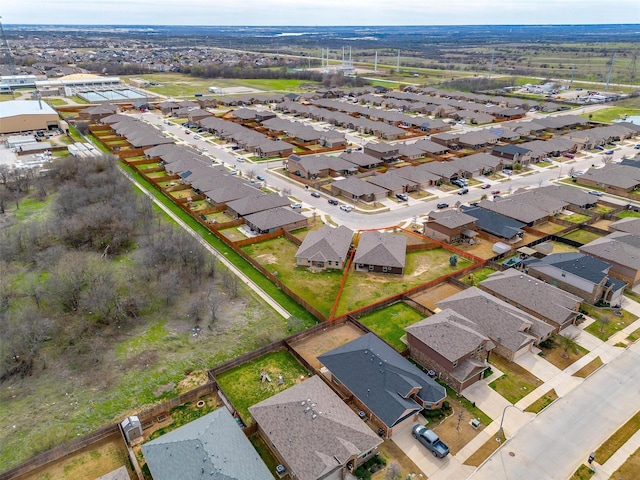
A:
2,0,639,25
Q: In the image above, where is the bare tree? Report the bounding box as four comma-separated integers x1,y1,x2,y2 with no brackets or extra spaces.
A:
602,154,613,165
246,168,256,180
385,462,402,480
207,289,225,325
75,120,90,136
222,269,239,299
556,333,580,359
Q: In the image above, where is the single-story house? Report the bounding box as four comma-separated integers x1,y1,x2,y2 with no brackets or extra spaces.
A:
295,225,353,270
249,375,382,480
423,210,478,244
141,408,271,480
353,231,407,275
318,333,447,438
459,205,525,242
244,207,308,234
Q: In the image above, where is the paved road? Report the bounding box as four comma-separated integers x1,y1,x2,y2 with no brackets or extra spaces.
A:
468,340,640,480
140,111,640,232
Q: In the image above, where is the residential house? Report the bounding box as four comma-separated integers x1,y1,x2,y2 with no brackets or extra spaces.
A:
423,209,478,244
295,225,353,270
244,207,308,234
79,104,118,121
609,217,640,236
491,144,532,165
353,231,407,274
437,287,555,360
287,154,356,180
579,164,640,196
141,408,271,480
366,172,416,196
405,309,494,392
459,206,525,243
330,177,388,203
249,375,382,480
525,252,626,306
317,333,447,438
479,269,582,331
363,142,400,162
580,232,640,286
225,192,291,218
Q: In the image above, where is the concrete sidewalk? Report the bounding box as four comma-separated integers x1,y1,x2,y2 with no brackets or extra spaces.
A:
591,428,640,479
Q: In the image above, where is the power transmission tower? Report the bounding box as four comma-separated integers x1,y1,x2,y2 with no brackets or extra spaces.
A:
0,17,18,76
605,52,616,91
488,51,495,81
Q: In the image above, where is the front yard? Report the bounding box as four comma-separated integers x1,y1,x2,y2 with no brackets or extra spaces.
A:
538,334,589,370
357,302,425,351
489,355,543,404
215,350,309,425
582,305,639,341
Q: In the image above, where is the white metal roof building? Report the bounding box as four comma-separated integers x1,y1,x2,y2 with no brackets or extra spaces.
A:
0,100,59,134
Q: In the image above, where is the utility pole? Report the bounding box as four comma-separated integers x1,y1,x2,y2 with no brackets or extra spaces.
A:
396,49,400,73
374,51,378,73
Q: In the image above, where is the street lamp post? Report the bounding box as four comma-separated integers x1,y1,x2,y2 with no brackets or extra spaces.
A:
497,404,523,442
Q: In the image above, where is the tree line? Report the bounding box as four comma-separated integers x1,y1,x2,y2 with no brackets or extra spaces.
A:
0,155,239,382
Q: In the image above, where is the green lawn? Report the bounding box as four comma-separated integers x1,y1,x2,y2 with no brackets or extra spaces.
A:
358,302,425,351
561,229,604,245
594,410,640,464
215,350,309,424
524,389,558,414
242,237,344,317
583,305,639,341
489,355,543,404
583,106,640,124
463,267,497,286
335,248,474,316
616,210,640,219
558,213,591,224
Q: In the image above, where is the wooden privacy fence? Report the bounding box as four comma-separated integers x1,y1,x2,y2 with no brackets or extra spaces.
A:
0,425,119,480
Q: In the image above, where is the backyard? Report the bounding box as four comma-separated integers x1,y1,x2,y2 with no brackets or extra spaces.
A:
489,355,543,404
357,302,425,351
334,248,475,316
214,350,309,424
242,236,344,317
561,229,604,245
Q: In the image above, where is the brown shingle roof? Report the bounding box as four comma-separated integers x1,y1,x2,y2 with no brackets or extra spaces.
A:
249,376,382,480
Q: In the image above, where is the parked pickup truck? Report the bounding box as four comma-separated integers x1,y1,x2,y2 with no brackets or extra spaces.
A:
412,425,450,458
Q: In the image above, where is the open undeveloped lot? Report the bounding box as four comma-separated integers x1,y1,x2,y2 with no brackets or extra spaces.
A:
290,322,365,370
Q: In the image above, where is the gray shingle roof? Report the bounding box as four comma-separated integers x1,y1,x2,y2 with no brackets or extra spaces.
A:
141,408,271,480
244,207,307,231
249,376,382,480
406,309,491,362
226,193,290,216
295,225,353,264
354,231,407,269
437,287,554,352
609,217,640,236
480,269,581,325
580,232,640,270
427,209,477,229
317,333,446,428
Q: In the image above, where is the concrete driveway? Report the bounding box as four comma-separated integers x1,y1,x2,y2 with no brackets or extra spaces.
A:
392,422,464,478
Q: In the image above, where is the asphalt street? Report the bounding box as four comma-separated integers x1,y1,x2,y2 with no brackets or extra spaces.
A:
140,110,639,232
